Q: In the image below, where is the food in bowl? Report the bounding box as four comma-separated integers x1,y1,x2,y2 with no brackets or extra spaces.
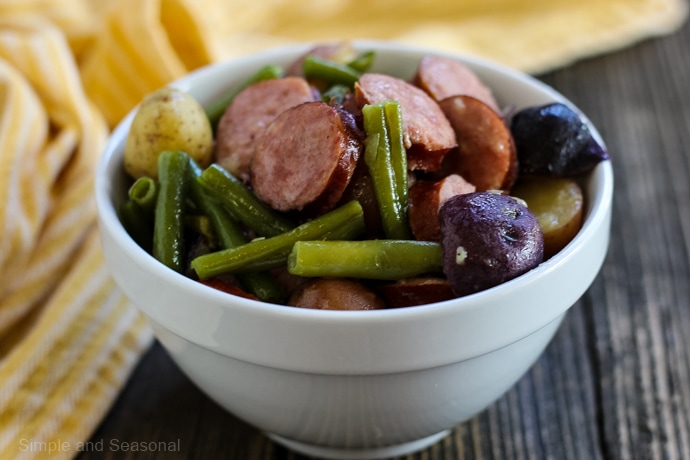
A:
96,41,613,459
116,42,608,310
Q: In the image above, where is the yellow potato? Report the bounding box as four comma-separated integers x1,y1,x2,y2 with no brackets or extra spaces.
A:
124,87,213,179
511,177,584,259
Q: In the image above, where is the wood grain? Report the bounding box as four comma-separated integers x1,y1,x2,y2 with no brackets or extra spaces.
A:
78,19,690,460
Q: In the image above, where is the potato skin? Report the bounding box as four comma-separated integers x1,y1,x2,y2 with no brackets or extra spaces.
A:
510,102,609,177
510,177,584,259
124,87,213,179
439,192,544,297
377,277,455,308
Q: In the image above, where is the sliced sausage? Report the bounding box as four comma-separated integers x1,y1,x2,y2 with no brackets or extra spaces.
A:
378,277,455,308
199,278,259,301
215,77,317,181
250,101,363,214
289,278,386,310
355,73,457,172
413,55,501,113
438,95,518,192
408,174,476,242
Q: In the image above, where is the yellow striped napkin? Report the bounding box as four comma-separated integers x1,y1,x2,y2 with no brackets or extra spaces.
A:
0,13,154,460
0,0,686,459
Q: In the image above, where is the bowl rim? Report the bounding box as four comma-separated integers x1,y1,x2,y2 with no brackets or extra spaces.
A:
95,40,613,373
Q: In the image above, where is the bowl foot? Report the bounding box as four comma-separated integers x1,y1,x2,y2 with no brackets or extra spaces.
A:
266,430,450,459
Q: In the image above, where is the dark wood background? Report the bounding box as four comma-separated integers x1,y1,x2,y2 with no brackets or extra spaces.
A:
79,17,690,460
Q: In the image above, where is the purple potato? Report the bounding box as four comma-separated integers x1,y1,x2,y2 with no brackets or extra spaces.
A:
439,192,544,297
510,102,609,177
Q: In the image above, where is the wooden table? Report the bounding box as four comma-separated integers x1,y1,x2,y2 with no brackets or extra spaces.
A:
79,19,690,460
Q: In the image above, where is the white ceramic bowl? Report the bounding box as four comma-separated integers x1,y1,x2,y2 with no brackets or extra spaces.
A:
95,40,613,459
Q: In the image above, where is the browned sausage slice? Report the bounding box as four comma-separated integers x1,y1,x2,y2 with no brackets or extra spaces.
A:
355,73,457,172
408,174,476,242
250,101,363,214
215,77,317,181
289,278,385,310
378,277,455,308
413,55,501,113
199,278,259,301
439,95,518,192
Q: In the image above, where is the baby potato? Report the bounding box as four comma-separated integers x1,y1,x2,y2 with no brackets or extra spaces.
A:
510,102,609,177
510,177,584,259
439,192,544,298
124,87,213,179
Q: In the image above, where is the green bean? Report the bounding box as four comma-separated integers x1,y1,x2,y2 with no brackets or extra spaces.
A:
187,161,285,303
231,206,367,274
127,176,158,213
287,240,443,280
153,150,190,272
188,162,245,247
302,55,361,87
321,84,350,104
192,191,245,249
205,64,284,130
198,164,295,237
119,199,153,252
346,50,375,73
383,100,408,210
120,176,158,252
206,205,286,303
185,214,217,249
191,200,365,280
362,103,412,240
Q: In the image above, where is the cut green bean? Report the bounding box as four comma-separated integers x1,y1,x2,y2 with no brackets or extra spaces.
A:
303,55,361,87
231,207,366,274
191,200,365,280
287,240,443,280
153,150,190,272
198,164,295,237
205,64,284,130
202,209,285,302
188,161,247,248
187,161,285,303
347,50,375,73
121,176,157,252
119,199,153,252
185,214,217,248
240,274,285,304
383,100,409,210
191,189,246,249
127,176,158,213
321,84,350,104
363,103,412,240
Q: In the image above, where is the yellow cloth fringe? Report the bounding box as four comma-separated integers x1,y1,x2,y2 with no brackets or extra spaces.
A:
0,0,686,458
